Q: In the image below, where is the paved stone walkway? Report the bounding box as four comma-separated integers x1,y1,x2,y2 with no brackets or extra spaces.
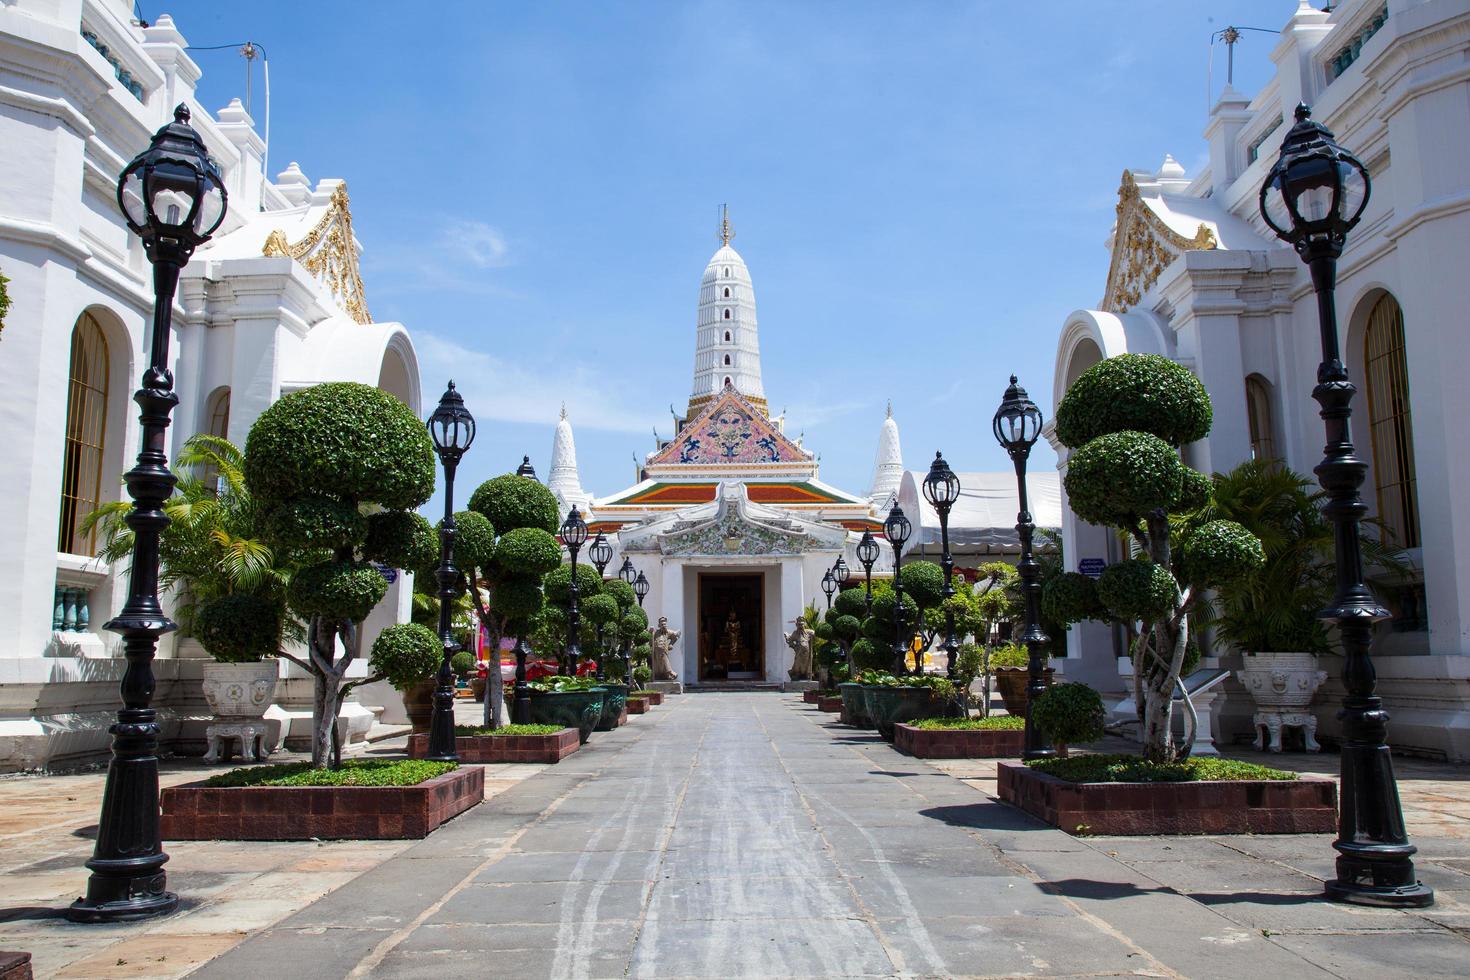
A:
181,694,1470,979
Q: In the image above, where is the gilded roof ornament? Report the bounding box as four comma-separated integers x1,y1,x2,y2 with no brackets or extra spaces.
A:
1101,171,1218,313
260,182,372,324
718,203,734,247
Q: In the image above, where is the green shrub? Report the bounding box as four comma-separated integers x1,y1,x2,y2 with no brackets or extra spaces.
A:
1175,467,1213,513
453,723,561,736
1064,430,1184,527
899,561,946,610
468,474,559,535
287,561,387,622
363,511,438,571
632,663,652,684
369,622,441,690
830,614,862,642
954,643,984,688
244,382,435,511
580,592,619,626
912,715,1025,731
490,576,545,619
494,527,562,577
1097,560,1178,623
833,587,868,618
194,593,282,663
1030,682,1106,753
1042,571,1107,626
987,642,1030,669
527,675,602,692
1054,353,1212,450
450,510,497,570
204,758,454,788
1027,753,1296,784
450,650,476,675
543,562,604,604
1181,519,1265,588
602,577,635,610
850,637,889,672
264,498,365,552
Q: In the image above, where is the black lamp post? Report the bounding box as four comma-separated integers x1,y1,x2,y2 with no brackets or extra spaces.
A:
512,636,532,725
923,451,962,689
856,530,879,616
821,569,837,610
633,571,650,689
617,559,636,685
833,556,851,591
884,505,912,675
589,532,613,679
425,382,476,762
1260,103,1431,908
70,105,227,924
993,375,1053,761
560,508,588,676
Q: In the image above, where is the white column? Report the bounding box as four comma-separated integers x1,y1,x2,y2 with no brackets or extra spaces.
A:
774,560,805,682
661,560,688,678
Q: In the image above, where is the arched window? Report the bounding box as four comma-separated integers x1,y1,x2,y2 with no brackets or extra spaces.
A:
723,376,732,387
723,287,730,298
723,330,732,343
723,308,731,320
723,354,732,366
1244,374,1277,463
58,313,110,555
199,387,232,495
723,267,730,277
1364,294,1420,548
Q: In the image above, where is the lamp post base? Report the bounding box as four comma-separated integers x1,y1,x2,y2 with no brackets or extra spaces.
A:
68,886,178,923
1324,876,1433,908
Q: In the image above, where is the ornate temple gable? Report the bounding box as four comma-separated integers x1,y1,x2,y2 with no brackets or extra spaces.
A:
626,483,845,558
647,385,811,469
262,183,372,325
1101,171,1218,314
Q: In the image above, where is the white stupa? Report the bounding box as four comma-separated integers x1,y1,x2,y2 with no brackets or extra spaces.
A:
547,405,592,515
868,401,904,509
687,205,767,418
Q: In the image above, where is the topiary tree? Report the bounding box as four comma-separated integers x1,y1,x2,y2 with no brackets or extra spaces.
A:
369,623,442,691
245,382,437,768
1054,354,1264,762
1030,682,1106,757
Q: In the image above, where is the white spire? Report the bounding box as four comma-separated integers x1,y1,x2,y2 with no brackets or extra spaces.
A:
869,403,904,506
548,406,590,513
688,207,766,417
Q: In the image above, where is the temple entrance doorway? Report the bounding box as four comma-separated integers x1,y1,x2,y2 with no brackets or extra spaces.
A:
696,573,764,681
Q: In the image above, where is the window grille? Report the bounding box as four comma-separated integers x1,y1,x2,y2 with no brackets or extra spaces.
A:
1245,374,1277,463
58,313,110,555
1364,294,1420,548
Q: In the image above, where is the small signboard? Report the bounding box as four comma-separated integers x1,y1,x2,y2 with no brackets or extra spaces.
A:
373,563,399,584
1078,558,1106,579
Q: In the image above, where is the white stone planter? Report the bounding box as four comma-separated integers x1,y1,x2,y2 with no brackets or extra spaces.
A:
201,661,278,720
1235,652,1328,752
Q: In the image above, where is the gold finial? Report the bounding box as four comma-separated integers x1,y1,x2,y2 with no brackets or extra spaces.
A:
560,402,567,421
886,399,892,419
719,203,734,246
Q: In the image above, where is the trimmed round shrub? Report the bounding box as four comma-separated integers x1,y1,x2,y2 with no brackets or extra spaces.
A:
601,577,636,611
490,576,544,620
814,620,835,642
833,587,868,618
1042,571,1107,626
1181,519,1265,588
1031,682,1107,752
868,589,919,627
543,562,604,604
850,637,889,672
468,474,559,535
494,527,562,577
1174,467,1213,514
1055,353,1212,450
623,605,649,634
1097,560,1179,623
450,510,497,570
1064,430,1183,527
368,622,441,691
263,498,365,552
287,561,388,622
363,511,437,571
831,614,863,641
899,561,946,610
581,592,619,626
244,382,435,510
194,593,282,663
450,650,476,675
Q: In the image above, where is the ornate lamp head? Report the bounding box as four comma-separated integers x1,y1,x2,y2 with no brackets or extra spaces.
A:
560,507,588,550
634,571,650,602
516,455,538,481
117,104,227,259
832,556,851,586
922,450,961,512
1259,103,1370,257
427,381,476,463
992,375,1043,459
618,557,636,584
856,530,879,571
884,504,911,550
589,532,613,575
821,569,837,600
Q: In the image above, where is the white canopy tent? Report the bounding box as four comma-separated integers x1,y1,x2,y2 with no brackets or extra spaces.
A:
894,470,1063,557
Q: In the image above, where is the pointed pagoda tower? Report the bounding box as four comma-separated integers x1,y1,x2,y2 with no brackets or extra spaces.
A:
869,401,904,508
688,206,767,419
547,406,591,514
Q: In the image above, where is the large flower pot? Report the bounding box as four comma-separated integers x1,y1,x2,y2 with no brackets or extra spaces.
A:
838,682,870,727
596,683,629,731
1235,652,1328,751
470,676,487,702
528,688,607,744
866,686,940,741
992,666,1053,717
403,679,435,732
201,661,278,720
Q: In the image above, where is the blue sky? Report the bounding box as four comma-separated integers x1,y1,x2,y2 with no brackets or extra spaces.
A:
177,0,1292,504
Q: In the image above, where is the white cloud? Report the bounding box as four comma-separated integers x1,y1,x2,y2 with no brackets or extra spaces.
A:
415,330,651,433
445,219,511,269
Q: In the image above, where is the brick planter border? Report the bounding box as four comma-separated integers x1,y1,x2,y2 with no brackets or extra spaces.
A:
997,761,1337,835
160,766,484,840
802,690,821,704
894,723,1025,759
642,690,665,706
626,697,649,715
817,695,843,713
406,728,579,764
0,952,32,980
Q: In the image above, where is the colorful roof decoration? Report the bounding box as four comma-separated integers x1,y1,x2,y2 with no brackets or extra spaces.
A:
600,480,863,509
648,385,810,468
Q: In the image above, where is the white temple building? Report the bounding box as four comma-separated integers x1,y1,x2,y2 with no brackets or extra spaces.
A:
1047,0,1470,760
0,1,419,769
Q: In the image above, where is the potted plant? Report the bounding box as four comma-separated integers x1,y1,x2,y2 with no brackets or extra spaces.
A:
859,670,956,741
1194,460,1408,750
525,675,606,744
368,623,442,731
986,641,1053,717
1029,682,1107,757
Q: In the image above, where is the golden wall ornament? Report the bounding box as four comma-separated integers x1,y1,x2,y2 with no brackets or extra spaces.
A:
1101,171,1217,313
260,183,372,324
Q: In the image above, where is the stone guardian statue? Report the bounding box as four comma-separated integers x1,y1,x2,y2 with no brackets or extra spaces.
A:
785,616,816,681
649,617,682,681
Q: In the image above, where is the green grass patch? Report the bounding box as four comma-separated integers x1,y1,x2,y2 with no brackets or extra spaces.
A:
911,715,1026,731
452,723,562,737
1027,753,1297,784
203,758,455,788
